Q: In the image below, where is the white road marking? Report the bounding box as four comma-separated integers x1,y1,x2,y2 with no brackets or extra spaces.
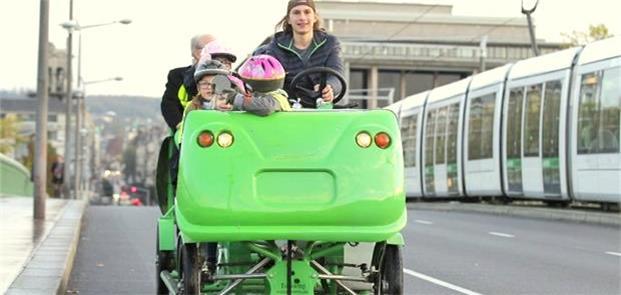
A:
404,268,484,295
415,219,433,225
488,232,515,238
605,251,621,257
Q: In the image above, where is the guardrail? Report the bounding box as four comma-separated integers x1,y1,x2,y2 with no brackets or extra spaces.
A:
0,153,33,197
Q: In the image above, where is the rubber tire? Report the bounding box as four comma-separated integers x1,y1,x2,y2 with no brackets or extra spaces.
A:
156,232,174,294
374,244,403,295
181,243,201,295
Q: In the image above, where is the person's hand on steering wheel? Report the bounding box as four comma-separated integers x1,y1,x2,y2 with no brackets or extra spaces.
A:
314,84,334,102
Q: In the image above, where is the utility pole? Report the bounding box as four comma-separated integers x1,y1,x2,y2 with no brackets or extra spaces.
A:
63,0,74,199
34,0,50,219
521,0,540,56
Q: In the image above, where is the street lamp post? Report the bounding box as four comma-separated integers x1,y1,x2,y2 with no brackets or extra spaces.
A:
61,0,74,199
59,18,131,199
34,0,50,219
521,0,540,56
77,77,123,196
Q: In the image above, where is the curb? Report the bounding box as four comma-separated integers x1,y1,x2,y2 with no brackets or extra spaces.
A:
407,202,621,227
6,200,87,295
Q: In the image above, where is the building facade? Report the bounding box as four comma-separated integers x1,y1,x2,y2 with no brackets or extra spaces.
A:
315,1,563,108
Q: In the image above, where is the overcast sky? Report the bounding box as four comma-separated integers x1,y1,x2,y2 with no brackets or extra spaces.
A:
0,0,619,97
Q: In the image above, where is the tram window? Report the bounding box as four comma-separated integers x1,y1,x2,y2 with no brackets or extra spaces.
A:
524,84,543,157
579,66,621,154
507,87,524,159
468,93,495,160
542,80,562,157
599,67,620,153
447,103,460,164
435,107,448,164
401,114,418,167
425,111,435,167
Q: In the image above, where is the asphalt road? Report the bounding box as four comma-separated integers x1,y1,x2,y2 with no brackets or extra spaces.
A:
67,206,621,294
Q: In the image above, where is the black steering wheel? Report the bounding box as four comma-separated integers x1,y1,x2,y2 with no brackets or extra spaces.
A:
289,66,347,107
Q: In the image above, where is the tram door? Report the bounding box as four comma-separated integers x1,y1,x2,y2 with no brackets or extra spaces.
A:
401,111,422,196
522,84,544,197
423,103,461,197
505,87,524,195
541,81,563,195
423,110,436,196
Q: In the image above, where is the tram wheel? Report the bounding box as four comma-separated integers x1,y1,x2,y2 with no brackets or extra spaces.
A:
373,244,403,295
181,243,201,295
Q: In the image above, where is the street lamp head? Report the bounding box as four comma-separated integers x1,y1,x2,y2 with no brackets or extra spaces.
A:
521,0,539,14
60,20,79,31
119,19,132,25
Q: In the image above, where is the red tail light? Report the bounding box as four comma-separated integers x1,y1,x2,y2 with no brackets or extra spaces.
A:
197,130,214,147
374,132,391,149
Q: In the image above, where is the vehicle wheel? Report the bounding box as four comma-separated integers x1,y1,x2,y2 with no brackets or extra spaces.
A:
373,244,403,295
181,243,201,295
156,231,174,294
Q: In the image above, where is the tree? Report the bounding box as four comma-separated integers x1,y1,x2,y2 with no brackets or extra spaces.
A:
19,135,59,196
562,24,613,46
0,114,26,155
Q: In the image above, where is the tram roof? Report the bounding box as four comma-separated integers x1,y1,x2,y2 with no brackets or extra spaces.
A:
577,36,621,66
469,64,513,91
401,91,429,110
508,47,581,80
427,77,471,104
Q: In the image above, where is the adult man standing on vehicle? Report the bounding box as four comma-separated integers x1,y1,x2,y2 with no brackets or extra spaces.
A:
161,34,215,132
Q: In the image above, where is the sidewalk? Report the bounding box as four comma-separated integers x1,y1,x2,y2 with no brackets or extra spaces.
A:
0,196,86,295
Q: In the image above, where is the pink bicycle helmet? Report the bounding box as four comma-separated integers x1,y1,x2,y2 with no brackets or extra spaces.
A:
238,54,285,93
199,40,237,64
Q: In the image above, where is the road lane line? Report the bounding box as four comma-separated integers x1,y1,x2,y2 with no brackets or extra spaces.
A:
415,219,433,225
488,232,515,238
605,251,621,257
403,268,483,295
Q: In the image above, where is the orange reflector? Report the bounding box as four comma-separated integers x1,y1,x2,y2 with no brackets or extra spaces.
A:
197,130,214,147
217,132,234,148
355,132,372,148
374,132,391,149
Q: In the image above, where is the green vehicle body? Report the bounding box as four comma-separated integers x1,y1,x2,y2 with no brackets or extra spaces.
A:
157,109,406,294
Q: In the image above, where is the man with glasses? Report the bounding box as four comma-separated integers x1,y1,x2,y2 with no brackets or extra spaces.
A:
161,34,215,132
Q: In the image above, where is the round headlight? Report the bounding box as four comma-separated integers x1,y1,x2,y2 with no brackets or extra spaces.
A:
355,132,372,148
217,132,234,148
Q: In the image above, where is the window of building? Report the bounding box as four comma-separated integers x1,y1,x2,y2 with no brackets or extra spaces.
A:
378,70,401,105
468,93,496,160
405,72,434,96
435,73,462,88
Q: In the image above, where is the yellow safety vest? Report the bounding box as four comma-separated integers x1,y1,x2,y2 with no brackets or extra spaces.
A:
177,85,191,108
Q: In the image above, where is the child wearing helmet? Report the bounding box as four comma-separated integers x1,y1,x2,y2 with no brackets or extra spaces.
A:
176,56,291,141
236,54,292,113
181,39,239,101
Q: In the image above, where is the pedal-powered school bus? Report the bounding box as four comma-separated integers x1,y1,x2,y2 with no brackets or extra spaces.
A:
155,67,407,294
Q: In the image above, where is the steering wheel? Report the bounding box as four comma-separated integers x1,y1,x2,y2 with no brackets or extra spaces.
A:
289,66,347,107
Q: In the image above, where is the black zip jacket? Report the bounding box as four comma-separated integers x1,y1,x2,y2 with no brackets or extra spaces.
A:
256,30,344,108
161,66,190,131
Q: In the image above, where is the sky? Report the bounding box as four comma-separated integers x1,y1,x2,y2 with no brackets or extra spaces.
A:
0,0,619,98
